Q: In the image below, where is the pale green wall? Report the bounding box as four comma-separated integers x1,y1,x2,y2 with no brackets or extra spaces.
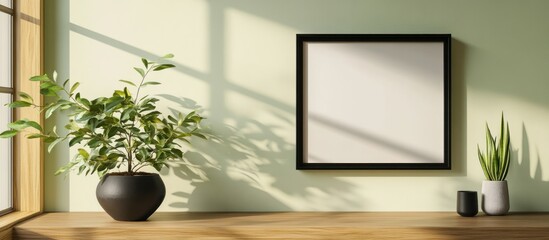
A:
44,0,549,211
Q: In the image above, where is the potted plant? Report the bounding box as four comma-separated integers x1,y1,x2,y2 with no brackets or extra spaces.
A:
477,113,511,215
0,54,207,221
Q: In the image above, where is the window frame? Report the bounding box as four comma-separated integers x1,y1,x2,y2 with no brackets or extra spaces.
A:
0,0,15,217
0,0,43,235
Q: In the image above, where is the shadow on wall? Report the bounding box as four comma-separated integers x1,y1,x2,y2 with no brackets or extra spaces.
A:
43,0,71,211
46,0,484,211
450,39,468,177
57,0,363,211
508,123,549,211
159,95,362,211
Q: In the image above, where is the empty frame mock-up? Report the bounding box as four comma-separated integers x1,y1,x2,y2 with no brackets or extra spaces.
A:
297,34,451,170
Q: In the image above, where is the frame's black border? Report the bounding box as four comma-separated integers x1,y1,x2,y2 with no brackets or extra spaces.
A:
296,34,451,170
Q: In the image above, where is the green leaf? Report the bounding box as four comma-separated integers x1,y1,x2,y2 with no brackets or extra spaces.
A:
97,164,107,173
40,81,56,89
29,74,50,82
178,113,184,126
192,132,207,139
141,58,149,68
0,130,18,138
62,79,70,88
19,92,34,103
40,82,64,96
78,148,90,160
499,118,510,181
8,120,28,130
484,124,493,177
119,79,136,87
52,125,59,136
121,108,135,121
43,136,58,143
161,53,174,59
105,97,125,112
123,87,131,98
77,113,95,122
8,101,32,108
153,163,163,171
27,133,47,139
60,104,72,110
45,103,62,119
78,165,86,175
48,137,64,153
87,138,101,148
153,64,175,71
107,127,121,138
77,97,91,108
134,67,145,77
500,123,511,180
477,146,489,180
142,81,161,86
171,149,183,158
70,82,80,94
26,121,42,131
168,115,177,123
8,119,42,132
69,136,84,147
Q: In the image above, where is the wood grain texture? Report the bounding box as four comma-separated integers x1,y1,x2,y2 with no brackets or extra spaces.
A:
0,228,11,240
0,0,43,234
0,0,42,236
0,211,39,234
14,212,549,239
13,0,43,213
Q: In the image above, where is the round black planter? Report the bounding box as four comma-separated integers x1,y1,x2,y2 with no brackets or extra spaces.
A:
96,173,166,221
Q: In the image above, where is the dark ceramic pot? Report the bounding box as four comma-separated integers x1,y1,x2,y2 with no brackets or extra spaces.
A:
96,173,165,221
457,191,478,217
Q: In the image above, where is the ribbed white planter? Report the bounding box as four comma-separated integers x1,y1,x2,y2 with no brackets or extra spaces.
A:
481,180,510,215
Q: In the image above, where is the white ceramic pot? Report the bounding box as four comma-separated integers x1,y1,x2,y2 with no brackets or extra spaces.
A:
481,180,510,215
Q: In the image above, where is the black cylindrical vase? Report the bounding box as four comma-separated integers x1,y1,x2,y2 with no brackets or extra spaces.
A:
457,191,478,217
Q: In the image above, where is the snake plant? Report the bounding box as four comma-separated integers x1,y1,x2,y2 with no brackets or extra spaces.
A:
477,114,510,181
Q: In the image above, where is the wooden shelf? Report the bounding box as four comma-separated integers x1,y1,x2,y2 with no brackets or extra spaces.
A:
13,212,549,239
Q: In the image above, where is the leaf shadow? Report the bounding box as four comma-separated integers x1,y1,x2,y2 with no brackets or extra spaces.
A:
159,95,362,211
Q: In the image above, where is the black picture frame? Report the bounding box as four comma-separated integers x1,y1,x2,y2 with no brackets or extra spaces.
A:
296,34,451,170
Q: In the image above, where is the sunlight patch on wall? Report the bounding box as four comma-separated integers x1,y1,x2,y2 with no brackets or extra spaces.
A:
71,0,210,74
224,7,296,107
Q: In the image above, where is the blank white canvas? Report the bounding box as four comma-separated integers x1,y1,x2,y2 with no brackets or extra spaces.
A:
306,42,445,164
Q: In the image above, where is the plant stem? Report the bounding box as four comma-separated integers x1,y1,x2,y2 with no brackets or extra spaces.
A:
60,85,90,111
133,67,153,103
127,64,155,174
127,133,133,174
127,152,132,173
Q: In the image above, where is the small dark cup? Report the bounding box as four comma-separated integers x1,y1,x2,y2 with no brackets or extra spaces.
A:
457,191,478,217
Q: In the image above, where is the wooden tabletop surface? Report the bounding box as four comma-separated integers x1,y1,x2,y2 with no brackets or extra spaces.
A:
13,212,549,239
